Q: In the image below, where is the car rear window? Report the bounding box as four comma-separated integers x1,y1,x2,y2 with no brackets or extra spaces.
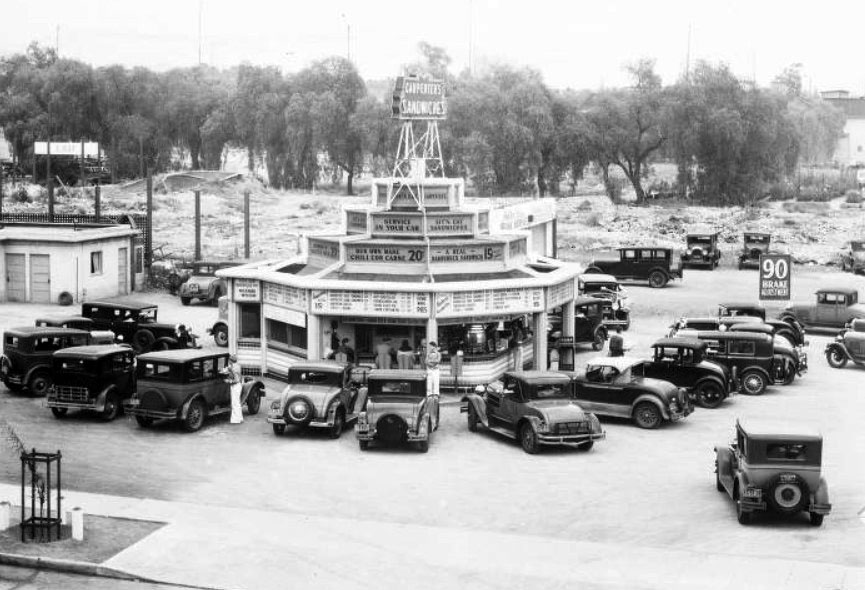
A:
371,380,424,396
4,336,18,348
766,443,808,462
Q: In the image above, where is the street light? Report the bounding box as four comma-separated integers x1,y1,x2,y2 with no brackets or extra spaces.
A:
340,13,351,62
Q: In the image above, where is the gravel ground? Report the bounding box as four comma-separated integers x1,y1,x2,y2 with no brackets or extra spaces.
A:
1,267,864,573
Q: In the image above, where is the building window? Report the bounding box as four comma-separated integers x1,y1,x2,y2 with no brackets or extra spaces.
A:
90,251,103,274
266,319,307,350
239,303,261,339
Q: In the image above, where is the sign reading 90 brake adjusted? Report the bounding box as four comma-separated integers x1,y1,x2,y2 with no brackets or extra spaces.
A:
759,254,791,300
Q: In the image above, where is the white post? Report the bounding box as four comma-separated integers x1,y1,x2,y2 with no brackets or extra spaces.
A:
69,507,84,541
533,311,549,370
0,501,10,531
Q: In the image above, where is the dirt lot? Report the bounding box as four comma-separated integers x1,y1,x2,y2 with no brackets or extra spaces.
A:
1,268,864,574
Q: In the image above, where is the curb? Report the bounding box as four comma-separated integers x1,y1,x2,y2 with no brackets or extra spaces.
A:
0,551,221,589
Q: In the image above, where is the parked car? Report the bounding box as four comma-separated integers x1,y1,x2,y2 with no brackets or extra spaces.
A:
125,350,265,432
780,288,865,330
178,260,238,306
81,301,200,353
462,371,605,454
1,327,91,395
34,316,119,345
838,240,865,274
738,232,771,270
825,318,865,369
208,296,229,347
549,298,610,352
681,229,721,269
638,338,736,409
685,331,784,395
46,345,136,421
726,323,806,384
714,420,831,526
667,315,759,337
718,302,807,348
577,273,630,331
268,361,369,438
585,247,683,288
570,357,693,429
356,369,438,452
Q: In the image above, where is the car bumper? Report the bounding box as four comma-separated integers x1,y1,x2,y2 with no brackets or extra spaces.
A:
738,258,760,269
267,413,335,429
46,399,98,411
538,431,606,445
356,427,428,443
124,400,177,420
739,497,767,512
809,502,832,515
2,374,23,385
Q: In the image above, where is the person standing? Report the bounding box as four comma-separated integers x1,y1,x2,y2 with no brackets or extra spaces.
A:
425,341,442,397
222,354,244,424
397,339,414,369
375,337,394,370
416,338,428,369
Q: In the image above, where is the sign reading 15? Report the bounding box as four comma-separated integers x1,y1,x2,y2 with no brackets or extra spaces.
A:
761,256,789,280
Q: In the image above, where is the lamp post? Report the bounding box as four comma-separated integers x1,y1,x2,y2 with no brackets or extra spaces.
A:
340,14,351,62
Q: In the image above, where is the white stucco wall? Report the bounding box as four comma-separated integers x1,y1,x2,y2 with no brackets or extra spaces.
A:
835,119,865,166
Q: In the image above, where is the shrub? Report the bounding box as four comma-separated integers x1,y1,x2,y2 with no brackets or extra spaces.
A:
577,200,593,211
845,189,862,204
15,186,31,203
584,213,601,227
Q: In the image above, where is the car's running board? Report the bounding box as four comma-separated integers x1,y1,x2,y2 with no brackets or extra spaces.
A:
486,425,516,440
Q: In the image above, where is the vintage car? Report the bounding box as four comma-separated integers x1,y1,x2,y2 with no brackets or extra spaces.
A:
667,315,760,338
178,260,238,306
35,315,95,331
684,331,785,395
838,240,865,274
726,323,806,384
585,247,683,288
462,371,606,454
1,327,91,395
356,369,438,452
780,288,865,330
125,350,265,432
81,301,200,353
268,361,368,438
638,338,736,409
715,420,831,526
46,345,136,421
737,232,771,270
549,298,609,352
825,318,865,369
681,228,721,269
577,273,631,331
570,357,693,429
208,296,229,347
718,302,807,348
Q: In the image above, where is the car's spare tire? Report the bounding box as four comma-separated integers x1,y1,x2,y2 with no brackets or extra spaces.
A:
376,414,408,443
690,247,704,259
767,473,810,514
749,248,763,259
284,396,314,425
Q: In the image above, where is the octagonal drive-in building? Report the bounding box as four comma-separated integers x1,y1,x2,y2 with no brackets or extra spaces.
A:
216,177,582,389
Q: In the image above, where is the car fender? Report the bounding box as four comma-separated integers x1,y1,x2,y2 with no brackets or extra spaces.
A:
595,325,609,339
93,384,118,412
742,365,772,384
648,265,672,278
516,415,543,436
207,279,227,301
463,394,490,426
632,393,669,420
23,363,51,387
814,477,830,505
714,446,735,495
240,379,265,404
735,471,752,497
180,393,206,420
825,341,851,360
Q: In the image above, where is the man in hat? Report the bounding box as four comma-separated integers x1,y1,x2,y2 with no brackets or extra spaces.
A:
425,341,442,397
222,353,244,424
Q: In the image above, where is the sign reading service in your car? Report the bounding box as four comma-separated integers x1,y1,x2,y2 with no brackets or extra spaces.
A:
759,253,791,300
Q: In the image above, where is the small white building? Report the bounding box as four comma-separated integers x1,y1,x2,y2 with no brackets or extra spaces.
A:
0,222,140,304
822,90,865,167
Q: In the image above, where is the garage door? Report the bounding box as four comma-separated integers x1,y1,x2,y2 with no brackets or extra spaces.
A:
118,247,128,295
30,254,51,303
5,253,26,301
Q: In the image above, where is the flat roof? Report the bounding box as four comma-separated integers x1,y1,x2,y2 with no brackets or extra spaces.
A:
506,370,572,383
719,302,765,310
83,300,157,310
54,345,131,359
651,337,706,349
0,223,137,243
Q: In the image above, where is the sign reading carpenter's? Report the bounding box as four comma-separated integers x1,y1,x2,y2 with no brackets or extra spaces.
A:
759,254,791,300
392,76,447,120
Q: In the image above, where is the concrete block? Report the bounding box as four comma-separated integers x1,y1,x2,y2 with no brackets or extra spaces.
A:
69,507,84,541
0,501,10,531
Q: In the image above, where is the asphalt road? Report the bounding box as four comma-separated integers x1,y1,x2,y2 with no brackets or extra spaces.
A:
1,269,864,575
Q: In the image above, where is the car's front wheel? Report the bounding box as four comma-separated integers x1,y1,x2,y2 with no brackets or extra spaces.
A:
50,407,68,419
329,410,345,439
101,391,121,421
648,270,667,289
28,372,51,397
826,348,848,369
183,399,207,432
246,386,262,415
740,370,767,395
633,401,662,429
466,404,479,432
180,297,191,306
695,380,724,409
359,439,369,451
213,325,229,347
519,422,540,454
135,415,154,428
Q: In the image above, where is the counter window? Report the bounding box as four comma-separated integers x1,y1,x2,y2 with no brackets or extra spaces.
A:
239,304,261,339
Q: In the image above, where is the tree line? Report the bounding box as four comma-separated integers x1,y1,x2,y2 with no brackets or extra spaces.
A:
0,42,845,203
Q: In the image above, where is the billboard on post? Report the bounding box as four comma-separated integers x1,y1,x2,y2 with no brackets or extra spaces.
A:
391,76,447,120
759,254,791,300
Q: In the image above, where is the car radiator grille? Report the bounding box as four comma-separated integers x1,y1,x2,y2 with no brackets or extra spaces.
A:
53,386,90,402
554,421,588,435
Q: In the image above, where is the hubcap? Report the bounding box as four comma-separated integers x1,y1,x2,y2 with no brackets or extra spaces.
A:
744,375,762,393
774,483,802,509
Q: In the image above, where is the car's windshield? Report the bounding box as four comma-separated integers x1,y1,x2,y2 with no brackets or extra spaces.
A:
746,235,770,245
526,382,570,400
584,283,618,294
288,370,342,387
193,264,217,275
370,380,424,397
688,236,713,244
137,308,157,322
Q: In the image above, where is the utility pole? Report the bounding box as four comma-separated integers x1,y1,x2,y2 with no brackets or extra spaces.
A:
244,190,251,259
198,0,203,65
468,0,474,76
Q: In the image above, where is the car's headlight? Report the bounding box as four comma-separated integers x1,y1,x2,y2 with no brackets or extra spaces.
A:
536,421,549,433
270,400,281,410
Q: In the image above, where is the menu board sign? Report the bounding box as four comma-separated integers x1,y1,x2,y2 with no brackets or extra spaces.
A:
426,213,473,236
263,283,308,311
369,212,475,237
346,211,367,233
429,244,503,264
436,287,544,317
346,244,426,264
371,213,423,236
233,279,260,302
311,290,429,317
307,239,340,266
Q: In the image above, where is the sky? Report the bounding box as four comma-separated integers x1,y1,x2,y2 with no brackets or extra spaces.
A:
3,0,865,94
